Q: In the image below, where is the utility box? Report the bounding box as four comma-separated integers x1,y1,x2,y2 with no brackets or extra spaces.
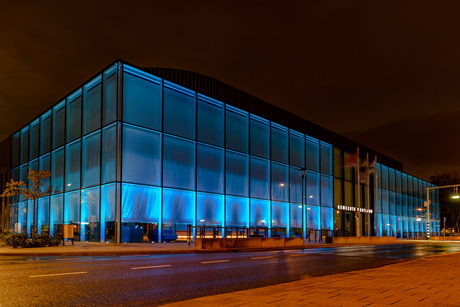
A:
63,225,74,245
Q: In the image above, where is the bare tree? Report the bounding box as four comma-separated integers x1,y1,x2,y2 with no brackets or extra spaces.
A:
2,168,58,239
429,172,460,233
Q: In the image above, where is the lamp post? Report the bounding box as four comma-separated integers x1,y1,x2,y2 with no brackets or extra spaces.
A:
426,183,460,239
299,169,307,241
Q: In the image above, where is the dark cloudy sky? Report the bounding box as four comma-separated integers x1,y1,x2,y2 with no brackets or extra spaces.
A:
1,1,460,180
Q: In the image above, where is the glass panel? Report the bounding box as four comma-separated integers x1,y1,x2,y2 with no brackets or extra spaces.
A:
320,143,332,175
197,143,224,194
250,157,270,200
321,175,333,207
344,181,353,206
83,76,102,135
122,71,161,130
272,201,288,228
65,140,81,192
321,207,333,230
306,205,320,229
19,164,28,187
289,131,304,168
389,192,396,215
27,200,34,234
39,154,51,193
51,148,64,194
81,187,100,242
334,178,342,208
103,64,117,125
381,166,388,190
50,194,64,234
38,197,49,233
250,199,270,227
389,168,395,192
344,152,353,181
197,95,224,147
271,124,288,164
82,131,101,188
67,90,82,142
382,190,389,214
290,203,302,229
402,174,407,195
102,123,117,183
396,193,402,216
226,106,248,153
40,111,51,155
12,133,20,168
250,116,269,159
163,188,195,225
17,201,27,234
226,196,249,227
395,171,401,194
121,183,160,223
163,135,195,190
64,191,80,241
226,151,249,197
197,192,224,226
164,82,195,139
53,101,65,149
333,147,342,178
101,183,117,243
289,167,301,204
30,119,39,160
306,171,319,206
305,137,318,172
271,163,288,202
122,124,161,186
20,127,29,165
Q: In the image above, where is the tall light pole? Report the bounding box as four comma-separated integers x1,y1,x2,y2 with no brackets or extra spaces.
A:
426,183,460,239
299,169,307,241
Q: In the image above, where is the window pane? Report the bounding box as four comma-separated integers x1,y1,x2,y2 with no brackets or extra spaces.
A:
272,201,288,228
250,157,270,200
197,192,224,226
271,163,288,202
67,90,82,142
40,111,51,155
51,148,64,194
226,106,248,153
81,187,100,242
306,205,320,229
50,194,63,235
101,183,117,243
381,166,388,190
20,164,28,187
102,123,117,183
271,124,287,164
39,154,51,193
389,168,395,192
30,119,39,160
289,131,304,168
65,141,81,192
197,143,224,194
122,125,161,186
53,101,65,149
121,183,161,223
163,135,195,190
305,137,318,172
250,116,269,159
163,188,195,225
226,151,249,197
20,127,29,165
38,197,50,233
103,65,118,125
64,191,80,240
122,72,161,130
333,147,342,178
289,167,301,204
12,133,20,168
320,143,332,175
290,203,302,229
321,175,333,207
321,207,333,230
164,83,195,139
197,96,224,147
226,196,248,227
83,77,102,135
82,132,101,188
250,199,270,227
306,172,319,206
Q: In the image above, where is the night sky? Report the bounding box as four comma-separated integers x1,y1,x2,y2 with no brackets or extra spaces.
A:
1,1,460,181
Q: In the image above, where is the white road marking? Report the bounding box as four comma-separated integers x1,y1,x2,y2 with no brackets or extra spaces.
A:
30,271,87,278
251,256,274,260
120,255,149,257
57,257,92,261
131,265,171,270
201,260,230,264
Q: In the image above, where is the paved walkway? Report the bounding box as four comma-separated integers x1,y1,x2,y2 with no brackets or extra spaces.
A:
162,252,460,307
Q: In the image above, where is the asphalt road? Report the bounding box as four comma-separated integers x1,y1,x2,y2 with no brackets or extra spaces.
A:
1,243,459,306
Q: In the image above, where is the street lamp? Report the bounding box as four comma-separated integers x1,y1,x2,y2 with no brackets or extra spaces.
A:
299,169,307,241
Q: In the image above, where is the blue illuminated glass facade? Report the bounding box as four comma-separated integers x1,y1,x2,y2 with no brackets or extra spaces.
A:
6,61,439,242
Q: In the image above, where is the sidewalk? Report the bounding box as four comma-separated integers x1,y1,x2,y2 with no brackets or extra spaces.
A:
162,252,460,307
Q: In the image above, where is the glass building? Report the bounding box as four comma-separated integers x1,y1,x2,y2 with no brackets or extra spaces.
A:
0,60,439,243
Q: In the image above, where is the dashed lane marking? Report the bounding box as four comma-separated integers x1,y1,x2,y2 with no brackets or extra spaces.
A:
201,260,230,264
131,265,171,270
30,272,87,278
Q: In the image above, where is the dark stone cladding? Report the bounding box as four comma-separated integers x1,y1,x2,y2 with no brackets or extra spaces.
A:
142,66,403,171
